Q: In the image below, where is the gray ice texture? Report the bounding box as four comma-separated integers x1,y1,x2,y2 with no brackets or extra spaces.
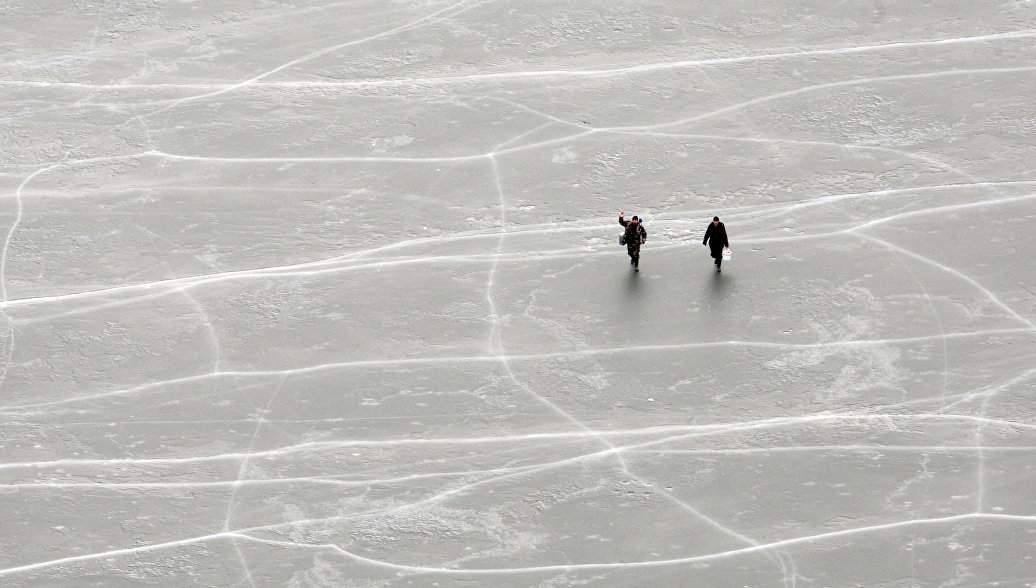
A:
1,1,1034,586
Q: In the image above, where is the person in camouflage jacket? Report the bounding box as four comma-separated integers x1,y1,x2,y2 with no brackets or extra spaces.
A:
619,212,647,271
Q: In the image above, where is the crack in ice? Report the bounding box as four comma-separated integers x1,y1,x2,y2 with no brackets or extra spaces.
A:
1,512,1031,578
3,327,1028,413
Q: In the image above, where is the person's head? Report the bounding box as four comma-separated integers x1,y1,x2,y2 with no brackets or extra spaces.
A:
712,216,719,225
632,216,639,223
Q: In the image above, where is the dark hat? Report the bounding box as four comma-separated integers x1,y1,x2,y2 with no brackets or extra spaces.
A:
713,216,719,221
632,216,639,221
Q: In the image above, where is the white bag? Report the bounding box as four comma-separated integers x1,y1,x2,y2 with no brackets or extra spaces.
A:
722,247,731,261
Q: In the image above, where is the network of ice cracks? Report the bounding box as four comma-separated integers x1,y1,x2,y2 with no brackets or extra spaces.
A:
0,1,1034,586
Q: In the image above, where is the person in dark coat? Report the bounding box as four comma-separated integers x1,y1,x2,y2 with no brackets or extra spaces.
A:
703,216,728,271
619,212,647,271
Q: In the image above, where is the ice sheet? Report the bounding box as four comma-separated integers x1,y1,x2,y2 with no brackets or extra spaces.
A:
1,1,1034,586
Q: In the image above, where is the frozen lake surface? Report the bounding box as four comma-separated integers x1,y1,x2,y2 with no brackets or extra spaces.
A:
1,1,1035,586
